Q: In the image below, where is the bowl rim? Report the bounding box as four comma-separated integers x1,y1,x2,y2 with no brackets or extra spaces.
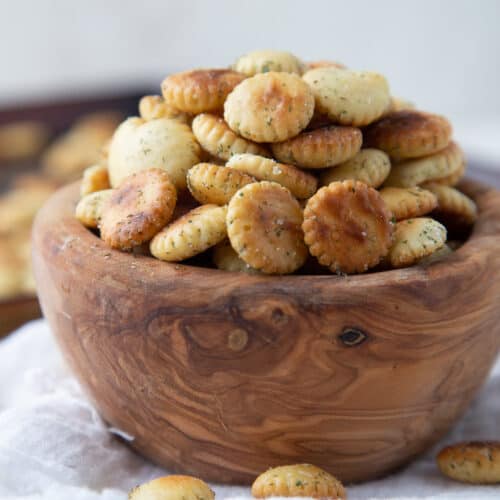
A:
33,178,500,290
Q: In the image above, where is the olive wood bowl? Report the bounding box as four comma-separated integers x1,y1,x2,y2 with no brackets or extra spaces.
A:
32,179,500,484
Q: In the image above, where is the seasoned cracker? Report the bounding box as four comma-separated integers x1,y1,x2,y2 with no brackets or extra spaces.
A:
320,149,391,188
364,110,452,161
213,239,260,274
224,72,315,143
0,239,24,299
233,49,304,76
417,243,453,265
18,238,36,295
108,117,201,190
5,229,37,295
386,96,415,113
383,142,465,188
227,181,307,274
138,95,191,124
75,189,114,229
187,163,255,205
271,125,362,168
80,164,110,197
227,153,317,199
437,441,500,484
424,184,478,226
71,111,123,137
303,67,390,126
306,60,346,70
387,217,447,268
379,186,437,221
303,180,393,273
0,184,55,235
150,204,227,261
12,174,58,192
129,475,215,500
100,168,177,250
251,463,346,499
42,112,121,182
432,156,466,186
161,69,245,114
0,121,50,161
192,113,269,161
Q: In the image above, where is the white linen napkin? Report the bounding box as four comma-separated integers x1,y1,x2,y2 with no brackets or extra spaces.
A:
0,320,499,499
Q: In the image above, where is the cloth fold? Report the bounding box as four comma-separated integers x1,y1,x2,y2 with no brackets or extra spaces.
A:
0,320,499,499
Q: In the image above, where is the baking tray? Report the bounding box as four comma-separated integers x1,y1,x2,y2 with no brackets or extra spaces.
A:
0,90,151,337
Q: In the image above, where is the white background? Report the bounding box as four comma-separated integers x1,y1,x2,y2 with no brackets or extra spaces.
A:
1,0,499,165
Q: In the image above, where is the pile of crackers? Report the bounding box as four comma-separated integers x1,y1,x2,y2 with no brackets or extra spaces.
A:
75,49,477,275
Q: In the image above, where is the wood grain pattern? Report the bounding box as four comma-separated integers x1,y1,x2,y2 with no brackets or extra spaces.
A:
32,179,500,484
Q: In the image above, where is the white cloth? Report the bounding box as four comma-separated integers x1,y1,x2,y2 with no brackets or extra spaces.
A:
0,320,499,500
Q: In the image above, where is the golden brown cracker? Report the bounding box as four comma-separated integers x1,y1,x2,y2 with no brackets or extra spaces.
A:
320,149,391,188
271,125,362,168
303,180,393,273
192,113,269,160
233,49,304,76
251,463,346,499
417,243,453,265
100,168,177,249
227,153,317,199
187,162,255,205
75,189,114,229
138,95,191,124
0,238,24,299
387,217,447,268
42,112,120,182
0,121,50,161
383,142,465,188
437,442,500,484
306,60,346,70
303,67,390,126
224,72,315,142
129,475,215,500
150,204,227,261
379,186,438,221
161,69,245,114
0,184,55,235
364,110,452,161
80,164,110,197
227,181,307,274
425,183,478,226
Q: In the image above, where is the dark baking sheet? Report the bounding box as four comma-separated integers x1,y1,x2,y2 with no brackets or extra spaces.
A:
0,90,152,335
0,89,153,190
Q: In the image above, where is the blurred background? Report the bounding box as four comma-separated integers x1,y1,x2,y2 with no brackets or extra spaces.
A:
0,0,499,334
2,0,500,162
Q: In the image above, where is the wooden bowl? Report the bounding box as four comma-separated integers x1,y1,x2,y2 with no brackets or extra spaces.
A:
32,179,500,484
